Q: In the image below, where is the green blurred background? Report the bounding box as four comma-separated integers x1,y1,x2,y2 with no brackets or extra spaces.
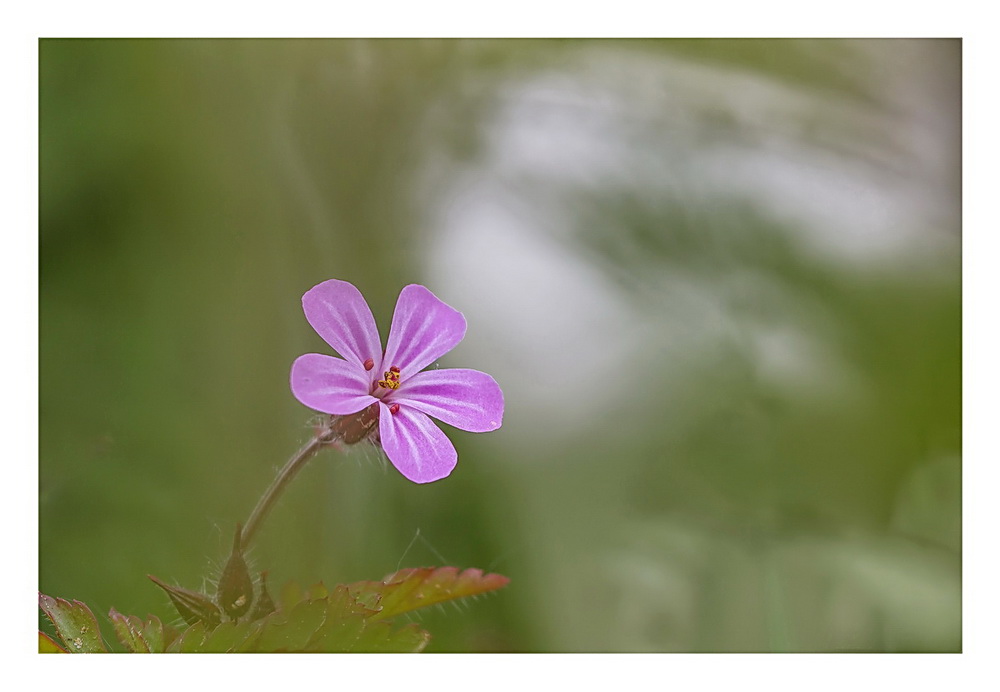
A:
39,38,961,652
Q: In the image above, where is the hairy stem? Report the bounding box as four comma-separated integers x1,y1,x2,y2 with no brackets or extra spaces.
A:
241,417,337,547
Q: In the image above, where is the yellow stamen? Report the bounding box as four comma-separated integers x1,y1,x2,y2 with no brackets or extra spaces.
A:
378,366,401,390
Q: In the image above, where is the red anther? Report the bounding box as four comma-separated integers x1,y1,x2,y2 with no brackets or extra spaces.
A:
389,365,400,374
389,403,400,415
363,358,375,371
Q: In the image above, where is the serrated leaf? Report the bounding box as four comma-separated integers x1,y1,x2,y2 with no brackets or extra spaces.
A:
38,593,108,653
347,620,430,653
250,598,329,652
141,614,180,653
309,582,330,600
106,610,178,653
325,584,379,618
301,587,428,653
39,631,68,653
303,612,367,652
238,583,426,652
279,580,303,610
347,567,510,621
166,621,209,653
187,619,264,653
109,608,151,652
299,585,379,652
275,579,336,611
304,612,430,653
232,620,270,652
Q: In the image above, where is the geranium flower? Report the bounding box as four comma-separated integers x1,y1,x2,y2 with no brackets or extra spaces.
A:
290,279,504,483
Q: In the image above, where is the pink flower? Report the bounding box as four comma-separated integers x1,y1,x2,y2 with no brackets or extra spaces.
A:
290,279,504,483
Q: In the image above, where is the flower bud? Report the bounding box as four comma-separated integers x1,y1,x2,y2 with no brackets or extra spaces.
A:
329,401,380,445
148,574,222,628
249,571,276,621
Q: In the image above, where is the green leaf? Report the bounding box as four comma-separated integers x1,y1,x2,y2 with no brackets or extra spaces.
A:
324,583,379,618
343,620,430,653
165,621,210,653
107,609,180,653
301,585,382,652
140,614,180,653
347,567,511,621
188,619,263,653
278,580,304,609
305,581,329,601
277,580,334,610
38,592,108,653
112,569,505,653
300,586,428,653
251,598,329,652
38,631,67,653
303,610,366,652
219,582,429,652
109,608,151,652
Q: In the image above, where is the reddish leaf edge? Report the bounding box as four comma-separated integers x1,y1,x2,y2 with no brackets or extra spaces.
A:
39,566,509,653
38,592,109,653
345,566,511,621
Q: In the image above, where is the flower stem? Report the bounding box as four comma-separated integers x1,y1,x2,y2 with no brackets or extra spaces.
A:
240,417,338,547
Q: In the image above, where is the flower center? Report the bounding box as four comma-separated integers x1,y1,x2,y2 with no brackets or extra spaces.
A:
377,365,401,390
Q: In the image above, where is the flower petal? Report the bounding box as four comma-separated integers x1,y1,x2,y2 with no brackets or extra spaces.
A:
395,369,504,433
382,284,467,376
378,403,458,483
302,279,383,369
290,353,378,415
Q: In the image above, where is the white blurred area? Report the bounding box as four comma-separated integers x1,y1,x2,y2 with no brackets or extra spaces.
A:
424,41,958,449
429,179,646,442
